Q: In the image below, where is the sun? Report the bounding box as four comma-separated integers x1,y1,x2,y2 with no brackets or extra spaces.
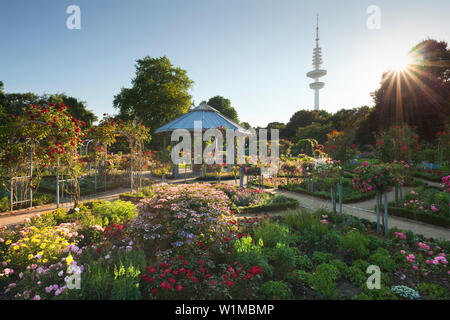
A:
388,54,413,72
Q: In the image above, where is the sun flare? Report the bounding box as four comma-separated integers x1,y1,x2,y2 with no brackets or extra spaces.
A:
388,54,413,72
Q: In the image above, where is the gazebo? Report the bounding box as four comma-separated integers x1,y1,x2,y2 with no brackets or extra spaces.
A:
155,102,249,177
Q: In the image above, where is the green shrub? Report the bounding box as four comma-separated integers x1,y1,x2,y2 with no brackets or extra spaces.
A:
329,259,349,275
312,251,334,265
310,264,339,299
91,200,137,226
284,210,327,236
345,265,366,286
339,230,369,259
369,248,396,272
285,270,313,296
234,236,273,278
366,235,386,251
266,243,299,277
0,196,9,212
259,281,293,300
253,220,290,248
315,263,341,281
416,283,449,300
355,285,397,300
295,254,314,271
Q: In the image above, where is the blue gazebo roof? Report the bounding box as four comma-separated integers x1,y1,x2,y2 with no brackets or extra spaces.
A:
154,103,248,134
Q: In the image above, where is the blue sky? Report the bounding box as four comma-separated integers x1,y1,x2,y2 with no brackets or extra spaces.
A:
1,0,449,127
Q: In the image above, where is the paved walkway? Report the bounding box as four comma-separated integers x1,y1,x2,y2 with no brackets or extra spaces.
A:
1,175,449,241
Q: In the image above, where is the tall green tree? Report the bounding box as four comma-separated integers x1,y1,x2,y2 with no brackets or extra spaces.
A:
113,56,194,132
206,95,239,123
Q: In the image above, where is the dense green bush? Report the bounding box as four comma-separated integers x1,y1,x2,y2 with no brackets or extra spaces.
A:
91,200,137,226
310,263,339,299
368,248,396,272
284,210,328,236
416,283,449,300
338,230,369,259
254,219,290,248
259,281,293,300
312,252,334,265
295,255,314,271
266,243,299,277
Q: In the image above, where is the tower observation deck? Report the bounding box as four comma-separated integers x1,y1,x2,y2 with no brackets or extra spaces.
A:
306,15,327,110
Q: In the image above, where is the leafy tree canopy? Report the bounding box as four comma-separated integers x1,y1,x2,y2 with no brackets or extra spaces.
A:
281,109,330,140
113,56,194,133
206,95,239,123
0,85,96,127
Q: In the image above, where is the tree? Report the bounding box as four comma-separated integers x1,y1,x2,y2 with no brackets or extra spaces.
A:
281,109,330,140
267,122,286,130
295,122,331,145
113,56,194,132
206,95,239,123
0,86,96,127
370,39,450,142
44,94,97,127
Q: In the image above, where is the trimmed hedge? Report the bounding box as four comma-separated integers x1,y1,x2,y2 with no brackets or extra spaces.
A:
235,195,299,214
119,194,144,203
387,206,450,228
195,172,236,182
278,184,376,204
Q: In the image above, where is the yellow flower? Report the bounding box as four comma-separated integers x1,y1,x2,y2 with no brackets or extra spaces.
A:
40,243,47,249
42,259,48,263
13,245,20,250
66,254,73,265
28,254,34,260
5,240,12,245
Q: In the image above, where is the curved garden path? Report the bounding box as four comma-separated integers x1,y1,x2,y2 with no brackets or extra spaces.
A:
1,175,449,241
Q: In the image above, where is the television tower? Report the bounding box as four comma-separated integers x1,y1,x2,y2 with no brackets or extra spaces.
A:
306,14,327,110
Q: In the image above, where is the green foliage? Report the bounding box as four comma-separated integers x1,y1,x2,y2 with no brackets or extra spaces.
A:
369,248,396,272
329,259,349,275
295,255,314,271
355,285,397,300
284,210,328,236
113,55,193,133
65,247,146,300
416,283,449,300
312,251,334,265
91,200,137,226
259,281,293,300
233,236,273,278
284,270,313,296
266,243,299,277
206,96,239,123
339,230,369,259
253,219,290,248
310,263,339,299
345,265,366,286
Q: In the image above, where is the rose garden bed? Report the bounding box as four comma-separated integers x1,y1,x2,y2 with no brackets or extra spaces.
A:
1,182,449,300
